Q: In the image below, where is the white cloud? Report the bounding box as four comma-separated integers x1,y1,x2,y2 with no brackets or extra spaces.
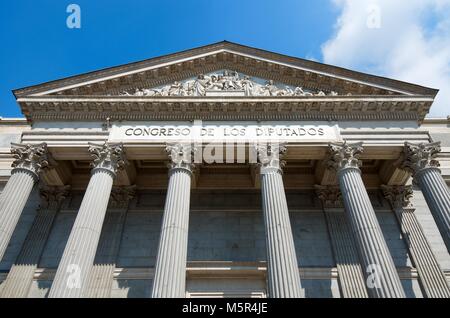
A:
322,0,450,117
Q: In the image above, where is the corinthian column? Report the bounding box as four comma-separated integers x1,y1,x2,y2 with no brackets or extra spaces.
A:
0,185,69,298
315,185,368,298
382,185,450,298
256,143,303,298
151,143,196,298
401,142,450,253
0,143,51,261
328,142,405,298
48,143,127,298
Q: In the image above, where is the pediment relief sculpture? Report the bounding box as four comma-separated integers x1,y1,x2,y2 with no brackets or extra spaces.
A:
118,70,340,97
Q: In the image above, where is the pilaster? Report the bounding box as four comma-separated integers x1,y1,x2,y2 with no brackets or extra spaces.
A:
0,185,69,298
83,185,136,298
382,185,450,298
315,185,368,298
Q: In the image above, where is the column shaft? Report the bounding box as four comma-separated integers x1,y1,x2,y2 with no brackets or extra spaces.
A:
416,168,450,252
382,184,450,298
48,170,113,297
325,211,368,298
151,168,192,298
261,171,303,298
339,168,405,297
0,170,36,260
395,207,450,297
0,208,57,297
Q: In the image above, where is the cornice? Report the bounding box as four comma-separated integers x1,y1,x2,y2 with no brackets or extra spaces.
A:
422,117,450,125
0,117,27,123
18,95,433,122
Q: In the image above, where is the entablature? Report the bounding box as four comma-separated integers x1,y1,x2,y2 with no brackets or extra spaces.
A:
18,95,433,122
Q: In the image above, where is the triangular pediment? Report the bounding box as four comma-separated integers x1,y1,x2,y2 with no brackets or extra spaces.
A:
13,41,438,123
13,41,438,98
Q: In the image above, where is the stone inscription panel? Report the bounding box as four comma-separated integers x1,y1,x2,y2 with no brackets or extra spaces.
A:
109,121,341,143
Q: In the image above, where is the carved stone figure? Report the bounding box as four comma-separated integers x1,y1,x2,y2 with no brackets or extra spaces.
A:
133,88,145,96
119,71,339,97
218,70,235,90
142,88,159,96
182,80,195,96
282,86,294,96
209,75,224,90
194,74,210,96
241,76,253,96
262,80,279,96
167,81,182,96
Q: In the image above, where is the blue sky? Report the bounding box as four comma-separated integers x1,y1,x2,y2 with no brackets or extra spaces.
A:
1,0,449,117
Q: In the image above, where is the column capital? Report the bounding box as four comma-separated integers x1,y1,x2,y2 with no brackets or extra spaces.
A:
39,185,71,210
327,142,363,173
315,185,343,208
401,142,441,176
109,185,136,208
166,143,196,173
381,185,413,209
11,143,52,180
255,143,286,174
89,142,128,177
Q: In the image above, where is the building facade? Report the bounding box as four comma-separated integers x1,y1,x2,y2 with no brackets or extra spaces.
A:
0,42,449,298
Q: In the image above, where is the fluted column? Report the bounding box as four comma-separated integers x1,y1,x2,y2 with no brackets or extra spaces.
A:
401,142,450,253
0,185,69,298
151,143,196,298
328,142,405,298
48,143,127,298
0,143,51,261
315,185,368,298
83,186,136,298
382,185,450,298
256,143,303,298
